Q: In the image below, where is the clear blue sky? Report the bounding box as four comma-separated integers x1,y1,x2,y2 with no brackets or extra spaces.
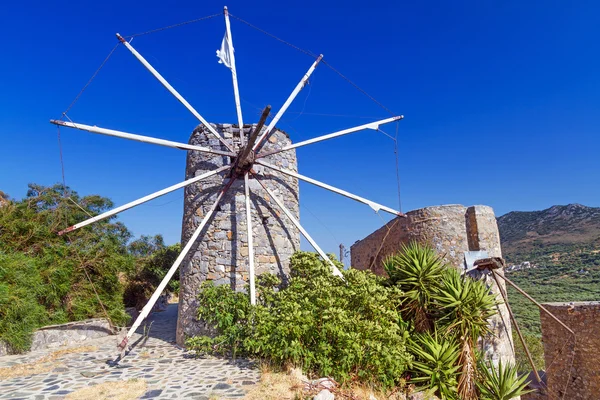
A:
1,1,599,254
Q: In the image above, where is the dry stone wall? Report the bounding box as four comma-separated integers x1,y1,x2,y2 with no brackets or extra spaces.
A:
177,123,299,345
539,301,599,399
350,205,516,366
0,319,112,356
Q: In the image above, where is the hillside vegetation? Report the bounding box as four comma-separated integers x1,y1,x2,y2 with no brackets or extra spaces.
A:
497,204,600,336
0,184,179,352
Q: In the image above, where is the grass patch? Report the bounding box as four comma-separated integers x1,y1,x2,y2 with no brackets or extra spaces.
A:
65,379,147,400
0,345,98,380
243,363,406,400
243,364,304,400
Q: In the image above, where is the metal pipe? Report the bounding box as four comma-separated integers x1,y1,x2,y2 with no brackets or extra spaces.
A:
119,179,235,350
50,120,234,157
58,165,230,235
256,160,404,217
253,55,323,152
258,115,403,158
116,33,234,152
252,174,343,278
493,270,575,336
491,270,543,385
244,173,256,305
223,6,244,145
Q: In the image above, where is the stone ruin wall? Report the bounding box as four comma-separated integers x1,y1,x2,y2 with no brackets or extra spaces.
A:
350,204,515,366
538,301,599,399
176,123,299,345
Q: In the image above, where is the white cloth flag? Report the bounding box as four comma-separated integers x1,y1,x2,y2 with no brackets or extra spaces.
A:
216,34,232,69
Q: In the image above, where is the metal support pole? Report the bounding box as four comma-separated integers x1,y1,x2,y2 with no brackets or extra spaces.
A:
244,173,256,305
58,166,230,235
256,160,405,216
493,270,575,336
258,115,403,158
118,180,234,351
253,174,343,278
491,270,543,386
116,33,234,152
223,6,244,145
253,55,323,152
50,120,234,157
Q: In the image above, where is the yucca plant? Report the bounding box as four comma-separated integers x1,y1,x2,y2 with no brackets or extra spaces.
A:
477,359,534,400
408,332,461,400
383,242,446,331
434,268,498,400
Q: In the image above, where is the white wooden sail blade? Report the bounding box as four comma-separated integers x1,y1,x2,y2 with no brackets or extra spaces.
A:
256,160,404,217
222,7,244,145
58,165,231,235
258,115,403,158
244,173,256,305
116,33,234,152
119,180,234,350
253,55,323,152
253,175,344,278
50,120,235,157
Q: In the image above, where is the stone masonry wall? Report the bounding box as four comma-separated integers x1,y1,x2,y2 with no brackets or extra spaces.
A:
177,123,299,345
0,319,113,356
539,301,599,399
350,205,516,366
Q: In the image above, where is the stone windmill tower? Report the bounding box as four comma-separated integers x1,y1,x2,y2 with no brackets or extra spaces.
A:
50,6,404,350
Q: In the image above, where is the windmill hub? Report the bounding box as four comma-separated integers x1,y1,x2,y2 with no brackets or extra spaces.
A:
231,147,255,177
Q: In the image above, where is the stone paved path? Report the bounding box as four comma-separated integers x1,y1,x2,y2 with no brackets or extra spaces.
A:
0,304,259,399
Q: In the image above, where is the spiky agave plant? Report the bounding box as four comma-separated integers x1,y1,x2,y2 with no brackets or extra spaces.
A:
477,359,533,400
408,332,461,400
434,268,498,400
383,242,446,332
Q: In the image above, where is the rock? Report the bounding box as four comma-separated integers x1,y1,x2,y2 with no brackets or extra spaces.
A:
310,377,336,390
313,389,335,400
408,391,440,400
126,307,139,326
288,367,308,383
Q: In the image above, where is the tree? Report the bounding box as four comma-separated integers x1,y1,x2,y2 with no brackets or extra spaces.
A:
124,234,181,309
0,184,134,351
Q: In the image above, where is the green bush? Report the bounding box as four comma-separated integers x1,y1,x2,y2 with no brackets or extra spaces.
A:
0,253,48,351
477,359,533,400
187,242,531,398
0,184,135,351
187,251,412,388
407,332,461,400
124,235,181,309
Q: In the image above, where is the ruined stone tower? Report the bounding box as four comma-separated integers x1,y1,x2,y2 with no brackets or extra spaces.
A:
351,205,516,366
176,123,300,345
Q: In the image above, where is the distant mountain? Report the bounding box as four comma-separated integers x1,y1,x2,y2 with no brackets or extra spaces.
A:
497,204,600,338
498,204,600,263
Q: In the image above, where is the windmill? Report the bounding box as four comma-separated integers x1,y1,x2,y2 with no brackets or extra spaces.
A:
50,6,405,352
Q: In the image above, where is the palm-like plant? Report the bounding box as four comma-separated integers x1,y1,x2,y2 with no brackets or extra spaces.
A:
408,332,461,400
434,268,498,400
477,359,533,400
383,242,446,331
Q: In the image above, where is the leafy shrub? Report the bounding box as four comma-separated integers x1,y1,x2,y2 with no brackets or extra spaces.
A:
124,235,181,309
407,332,460,400
188,242,532,399
187,251,412,388
0,253,48,351
477,359,533,400
383,242,523,400
384,242,445,332
0,184,135,351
